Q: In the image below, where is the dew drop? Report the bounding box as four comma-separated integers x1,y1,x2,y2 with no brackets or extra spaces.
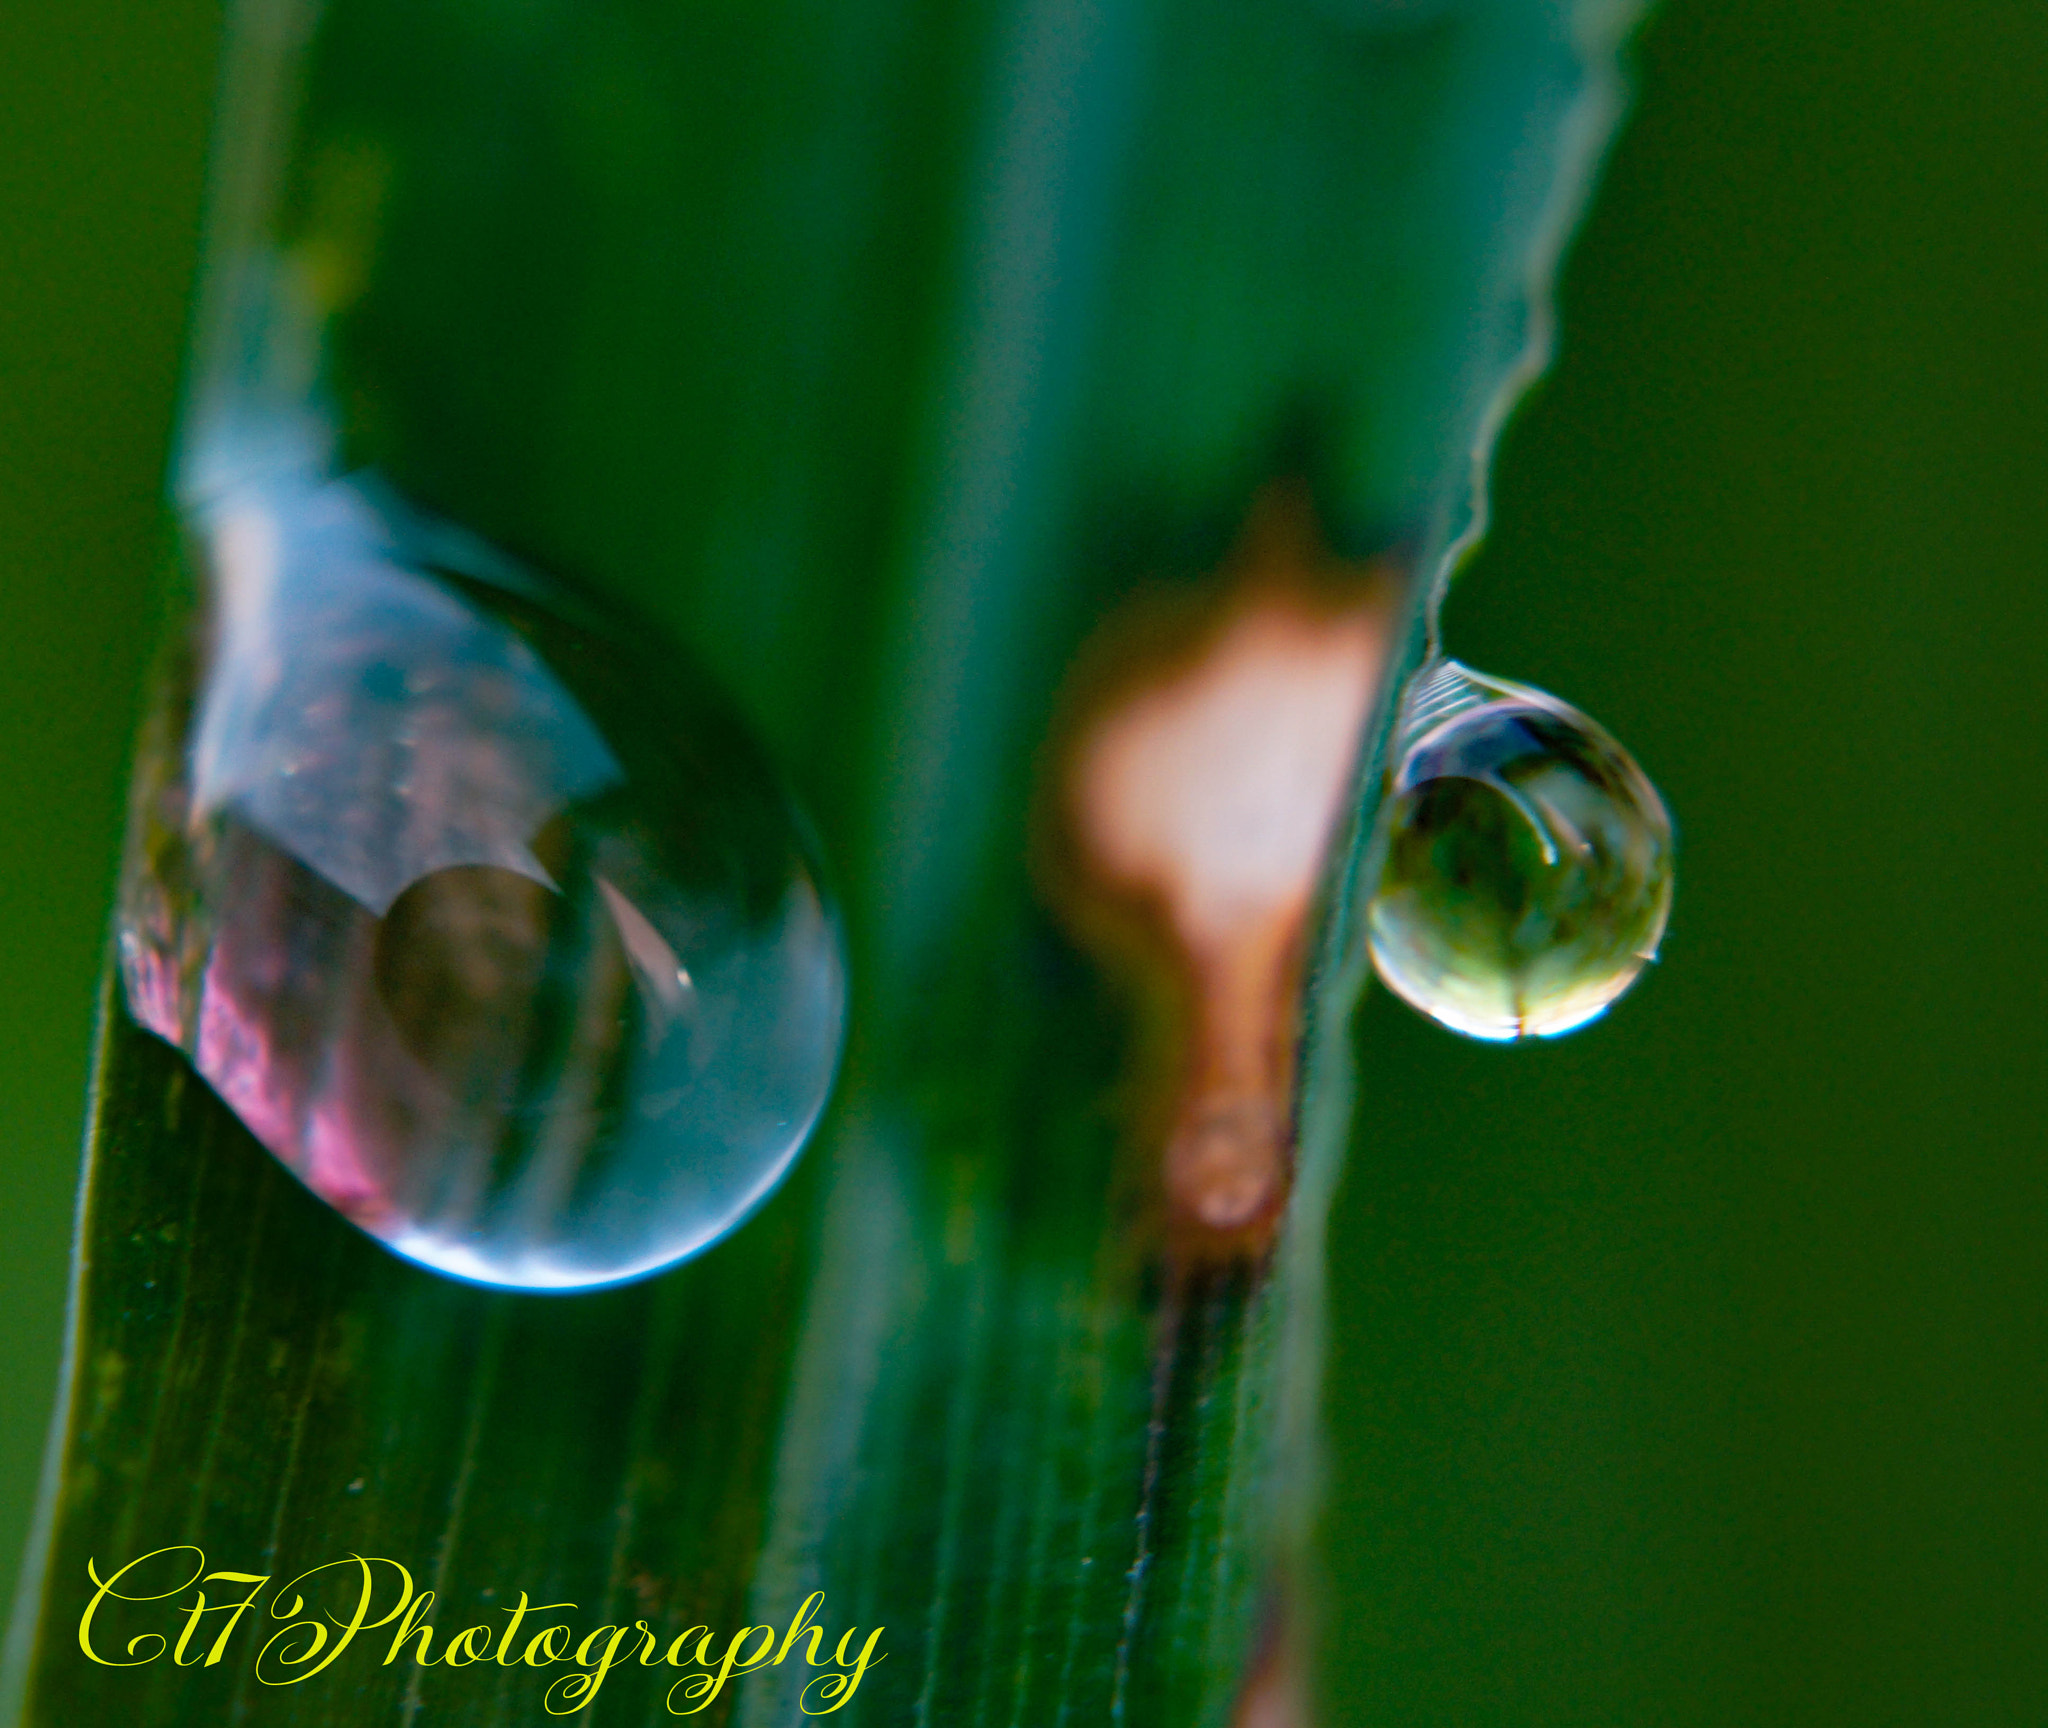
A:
1364,659,1673,1041
119,452,847,1290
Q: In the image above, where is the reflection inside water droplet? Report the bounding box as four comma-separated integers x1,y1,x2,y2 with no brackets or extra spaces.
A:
1364,659,1673,1041
119,448,846,1290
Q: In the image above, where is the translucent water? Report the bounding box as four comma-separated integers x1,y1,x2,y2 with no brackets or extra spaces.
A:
1364,659,1673,1041
119,454,846,1290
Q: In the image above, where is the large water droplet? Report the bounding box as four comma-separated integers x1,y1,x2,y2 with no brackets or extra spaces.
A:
119,454,847,1289
1364,659,1673,1041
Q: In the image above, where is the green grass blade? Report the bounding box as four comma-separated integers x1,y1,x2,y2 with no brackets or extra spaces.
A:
5,1,1646,1721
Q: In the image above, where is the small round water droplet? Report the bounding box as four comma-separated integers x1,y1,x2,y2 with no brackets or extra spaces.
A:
1364,659,1673,1041
119,458,847,1290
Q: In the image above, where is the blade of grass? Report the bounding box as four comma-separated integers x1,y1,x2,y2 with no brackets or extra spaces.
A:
5,1,1646,1722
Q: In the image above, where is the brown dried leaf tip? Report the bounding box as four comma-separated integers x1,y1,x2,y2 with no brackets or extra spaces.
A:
1041,484,1401,1260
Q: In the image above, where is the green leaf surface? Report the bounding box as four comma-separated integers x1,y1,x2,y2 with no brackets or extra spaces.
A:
4,0,1643,1721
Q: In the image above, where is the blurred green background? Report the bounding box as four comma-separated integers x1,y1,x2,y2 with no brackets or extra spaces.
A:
3,2,2044,1724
